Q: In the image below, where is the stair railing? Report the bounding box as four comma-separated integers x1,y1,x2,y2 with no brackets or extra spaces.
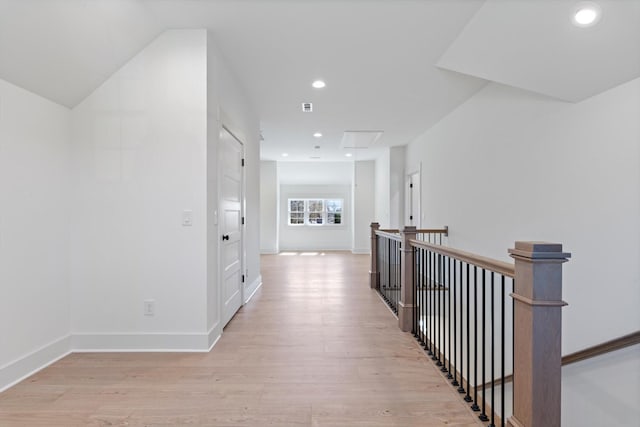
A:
370,222,571,427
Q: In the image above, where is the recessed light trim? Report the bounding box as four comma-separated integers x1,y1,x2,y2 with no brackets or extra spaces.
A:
313,132,322,138
312,80,326,89
572,2,602,27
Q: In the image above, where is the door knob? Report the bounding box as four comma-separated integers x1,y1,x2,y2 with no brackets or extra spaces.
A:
222,234,230,241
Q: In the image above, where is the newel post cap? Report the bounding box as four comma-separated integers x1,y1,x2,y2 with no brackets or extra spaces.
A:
509,241,571,261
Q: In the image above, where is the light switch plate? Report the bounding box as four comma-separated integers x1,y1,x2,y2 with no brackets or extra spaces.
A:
182,210,193,226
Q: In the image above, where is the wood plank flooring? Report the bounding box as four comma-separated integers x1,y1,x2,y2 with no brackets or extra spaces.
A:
0,251,484,426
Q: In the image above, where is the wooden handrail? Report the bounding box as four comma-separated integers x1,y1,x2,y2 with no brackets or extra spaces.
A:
378,227,448,235
379,228,399,233
563,330,640,366
481,330,640,389
409,239,515,278
376,230,402,241
416,226,448,236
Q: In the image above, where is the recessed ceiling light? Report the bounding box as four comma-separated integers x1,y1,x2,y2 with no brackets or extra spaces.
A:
282,153,289,157
312,80,326,89
313,132,322,138
345,153,353,158
572,2,602,27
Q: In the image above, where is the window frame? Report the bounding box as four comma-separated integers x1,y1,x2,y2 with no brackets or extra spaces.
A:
287,198,344,227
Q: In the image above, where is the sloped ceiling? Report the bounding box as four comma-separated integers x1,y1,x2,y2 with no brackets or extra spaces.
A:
0,1,638,161
437,0,640,102
0,0,163,108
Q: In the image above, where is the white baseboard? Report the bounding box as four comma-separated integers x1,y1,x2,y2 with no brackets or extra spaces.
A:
207,322,221,351
0,335,71,393
352,248,371,254
71,332,212,352
1,328,226,393
244,275,262,303
260,249,279,254
278,248,351,252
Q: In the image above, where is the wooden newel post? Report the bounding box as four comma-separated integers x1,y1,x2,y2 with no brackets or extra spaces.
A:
508,242,571,427
370,223,380,290
398,226,417,332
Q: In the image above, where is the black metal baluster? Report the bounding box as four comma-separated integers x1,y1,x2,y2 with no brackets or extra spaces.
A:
442,256,449,373
501,275,506,427
428,249,432,352
412,248,416,336
423,249,428,349
422,248,427,348
479,269,488,422
489,272,496,427
447,257,452,378
457,260,465,394
436,253,442,366
395,240,399,313
453,259,459,387
397,241,399,312
471,265,480,412
464,262,472,403
431,251,437,359
390,239,393,309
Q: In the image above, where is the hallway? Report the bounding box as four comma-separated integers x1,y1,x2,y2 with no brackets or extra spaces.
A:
0,252,482,426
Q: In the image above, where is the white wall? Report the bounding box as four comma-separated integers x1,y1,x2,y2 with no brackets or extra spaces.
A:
275,162,354,251
352,160,375,253
209,36,261,306
374,147,405,229
389,146,405,229
0,79,71,390
260,160,279,254
405,78,640,423
563,344,640,427
278,161,353,185
206,35,261,332
70,30,209,350
279,184,352,251
374,150,391,228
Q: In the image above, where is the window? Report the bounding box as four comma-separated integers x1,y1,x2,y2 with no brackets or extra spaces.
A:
326,199,342,225
289,200,304,225
288,198,343,226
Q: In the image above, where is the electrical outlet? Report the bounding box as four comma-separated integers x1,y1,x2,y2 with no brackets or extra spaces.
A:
143,300,155,316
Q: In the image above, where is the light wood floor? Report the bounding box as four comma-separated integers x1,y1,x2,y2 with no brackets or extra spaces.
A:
0,252,484,426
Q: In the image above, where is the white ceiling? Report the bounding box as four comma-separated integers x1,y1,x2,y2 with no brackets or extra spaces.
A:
0,0,638,162
437,0,640,103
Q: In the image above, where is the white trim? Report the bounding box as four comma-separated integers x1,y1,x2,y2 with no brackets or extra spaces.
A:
0,335,71,392
351,248,371,254
260,249,279,255
207,323,222,351
278,247,352,252
244,275,262,304
0,329,228,392
70,332,212,352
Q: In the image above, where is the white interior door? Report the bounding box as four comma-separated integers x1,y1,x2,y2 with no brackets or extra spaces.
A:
220,127,243,328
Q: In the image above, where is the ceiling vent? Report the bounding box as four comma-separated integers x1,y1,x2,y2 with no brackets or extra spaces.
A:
302,102,313,112
340,130,384,149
